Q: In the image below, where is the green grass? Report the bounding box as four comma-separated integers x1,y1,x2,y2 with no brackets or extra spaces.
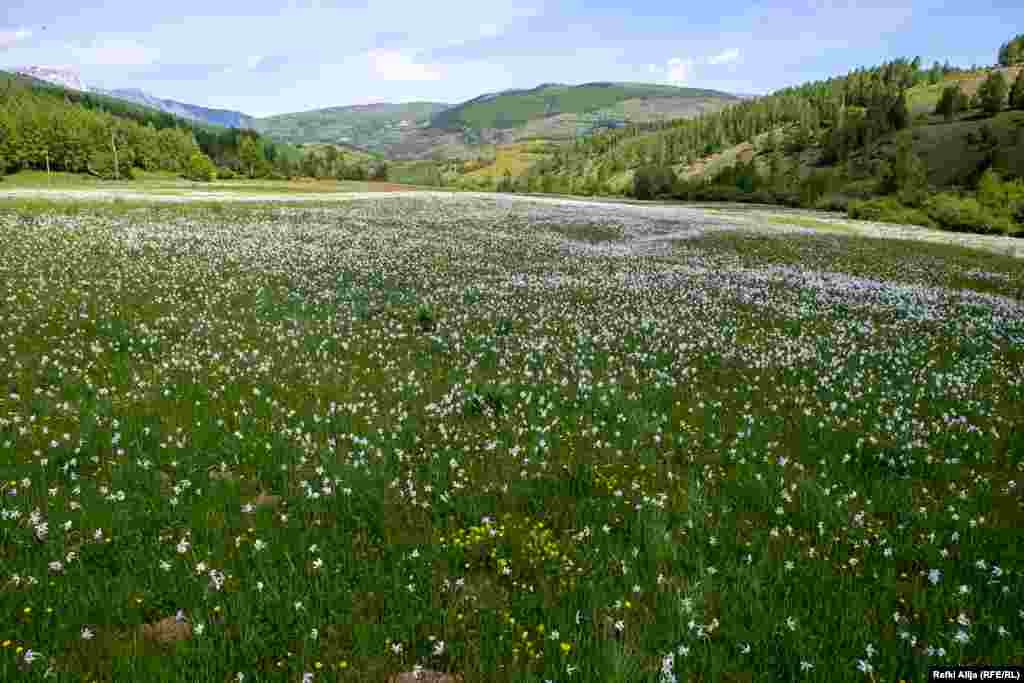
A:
1,195,1022,682
762,215,865,235
0,170,426,196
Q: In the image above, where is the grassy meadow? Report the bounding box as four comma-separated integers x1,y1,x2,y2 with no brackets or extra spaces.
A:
1,195,1023,682
0,170,422,195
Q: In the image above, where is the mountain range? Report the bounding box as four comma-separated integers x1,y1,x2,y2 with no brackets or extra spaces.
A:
13,66,256,129
254,82,740,159
14,65,740,160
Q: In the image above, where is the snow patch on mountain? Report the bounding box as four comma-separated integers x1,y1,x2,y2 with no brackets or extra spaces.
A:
15,65,88,92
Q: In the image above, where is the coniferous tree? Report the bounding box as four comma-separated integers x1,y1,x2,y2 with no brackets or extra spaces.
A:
887,92,911,130
998,35,1024,66
1010,69,1024,110
881,135,928,205
978,72,1008,114
956,88,971,113
934,85,963,121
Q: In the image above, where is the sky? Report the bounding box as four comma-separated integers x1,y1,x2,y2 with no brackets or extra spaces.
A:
0,0,1021,118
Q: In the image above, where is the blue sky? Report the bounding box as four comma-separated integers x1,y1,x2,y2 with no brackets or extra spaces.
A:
1,1,1020,118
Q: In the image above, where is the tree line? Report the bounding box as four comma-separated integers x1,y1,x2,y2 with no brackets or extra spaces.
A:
499,39,1024,201
0,72,385,182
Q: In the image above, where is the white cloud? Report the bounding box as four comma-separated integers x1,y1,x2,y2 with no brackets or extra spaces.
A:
0,28,32,50
649,47,741,85
665,57,696,84
246,55,265,70
707,48,741,65
367,49,443,81
70,39,159,66
478,23,501,38
432,6,541,52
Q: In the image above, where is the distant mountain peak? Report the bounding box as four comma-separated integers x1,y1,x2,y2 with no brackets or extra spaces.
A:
12,66,255,130
15,65,88,92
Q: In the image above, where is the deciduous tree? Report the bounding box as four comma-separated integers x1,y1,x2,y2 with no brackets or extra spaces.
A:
184,152,217,182
238,135,261,178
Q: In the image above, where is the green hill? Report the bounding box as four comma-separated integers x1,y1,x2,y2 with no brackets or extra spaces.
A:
431,81,738,131
250,83,738,159
253,102,451,151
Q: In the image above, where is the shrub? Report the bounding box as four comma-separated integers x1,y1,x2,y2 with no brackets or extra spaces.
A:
798,168,840,207
923,193,1017,234
497,170,515,193
847,197,936,228
842,177,881,199
368,161,389,181
632,164,676,199
415,304,436,332
217,167,236,180
975,168,1024,223
814,193,851,212
184,153,217,182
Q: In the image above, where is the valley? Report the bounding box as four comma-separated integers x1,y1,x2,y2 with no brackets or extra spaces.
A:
1,23,1023,682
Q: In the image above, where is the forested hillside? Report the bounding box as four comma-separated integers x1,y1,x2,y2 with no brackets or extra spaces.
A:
254,102,451,151
477,37,1024,236
252,83,737,159
430,82,736,131
0,71,385,182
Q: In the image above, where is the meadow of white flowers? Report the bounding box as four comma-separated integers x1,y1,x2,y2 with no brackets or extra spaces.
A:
0,194,1021,682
